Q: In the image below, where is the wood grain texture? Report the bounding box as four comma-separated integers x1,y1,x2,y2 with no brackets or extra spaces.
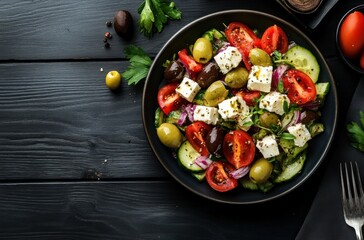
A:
0,61,167,180
0,0,289,60
0,181,316,240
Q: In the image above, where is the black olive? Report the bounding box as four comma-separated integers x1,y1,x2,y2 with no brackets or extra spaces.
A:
206,127,224,156
114,10,133,37
196,62,220,88
163,61,185,82
301,110,320,125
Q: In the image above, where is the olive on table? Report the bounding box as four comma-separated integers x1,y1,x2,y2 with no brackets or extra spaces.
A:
164,60,185,82
196,62,219,88
224,67,249,88
249,48,272,66
192,38,213,64
114,10,133,37
204,81,229,107
249,158,273,184
157,123,183,149
259,112,280,128
206,127,224,155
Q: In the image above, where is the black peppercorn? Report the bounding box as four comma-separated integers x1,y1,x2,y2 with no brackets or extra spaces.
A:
106,21,112,27
104,42,110,48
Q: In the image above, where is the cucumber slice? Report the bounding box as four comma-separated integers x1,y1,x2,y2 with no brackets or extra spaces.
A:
154,107,165,128
283,45,320,83
192,171,206,181
273,152,306,183
315,82,330,99
177,141,204,172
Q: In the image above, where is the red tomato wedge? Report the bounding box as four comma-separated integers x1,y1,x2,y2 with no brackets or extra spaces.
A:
261,25,289,55
157,82,186,115
225,22,261,70
223,130,255,169
235,90,261,106
178,49,203,73
185,121,212,156
282,69,317,105
206,161,238,192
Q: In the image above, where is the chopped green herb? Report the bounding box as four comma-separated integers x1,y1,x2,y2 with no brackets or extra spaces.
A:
347,111,364,152
138,0,182,38
122,45,153,85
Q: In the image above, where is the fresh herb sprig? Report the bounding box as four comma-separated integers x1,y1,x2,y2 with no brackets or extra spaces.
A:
138,0,182,38
122,45,153,85
347,111,364,152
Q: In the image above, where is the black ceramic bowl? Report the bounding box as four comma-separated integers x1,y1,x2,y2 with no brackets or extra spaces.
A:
142,10,338,204
336,4,364,74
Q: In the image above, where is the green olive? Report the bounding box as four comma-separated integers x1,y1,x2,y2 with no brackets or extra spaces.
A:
259,112,280,128
157,123,183,148
192,38,213,64
203,81,229,107
249,158,273,184
249,48,272,66
224,67,249,88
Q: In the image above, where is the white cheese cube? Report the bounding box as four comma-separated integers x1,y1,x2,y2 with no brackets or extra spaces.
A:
213,46,242,74
287,123,312,147
193,105,219,125
256,135,280,158
218,96,249,120
259,92,290,116
176,77,201,102
247,65,273,93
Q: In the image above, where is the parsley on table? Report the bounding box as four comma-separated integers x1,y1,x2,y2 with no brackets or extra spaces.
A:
122,45,152,85
347,111,364,152
137,0,182,38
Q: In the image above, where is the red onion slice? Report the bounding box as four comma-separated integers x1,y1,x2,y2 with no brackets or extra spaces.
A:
194,156,212,170
272,64,288,90
177,111,187,126
230,166,250,179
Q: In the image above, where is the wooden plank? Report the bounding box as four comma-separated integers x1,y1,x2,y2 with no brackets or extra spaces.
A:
0,61,167,180
0,0,289,60
0,181,315,240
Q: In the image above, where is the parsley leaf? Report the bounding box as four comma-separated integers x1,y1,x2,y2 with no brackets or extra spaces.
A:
122,45,153,85
138,0,182,38
347,111,364,152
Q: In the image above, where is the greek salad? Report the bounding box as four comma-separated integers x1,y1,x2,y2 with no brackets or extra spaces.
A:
154,22,329,193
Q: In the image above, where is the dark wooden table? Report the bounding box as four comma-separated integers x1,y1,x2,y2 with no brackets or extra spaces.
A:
0,1,362,239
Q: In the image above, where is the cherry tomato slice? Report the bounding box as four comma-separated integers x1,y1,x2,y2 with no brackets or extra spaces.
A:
185,121,212,156
223,130,255,169
261,25,289,55
225,22,261,71
178,49,203,73
206,161,238,192
282,69,317,105
235,90,261,106
157,82,186,115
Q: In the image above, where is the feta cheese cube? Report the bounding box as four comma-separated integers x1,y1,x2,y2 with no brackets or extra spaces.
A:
287,123,312,147
213,46,242,74
176,77,201,102
256,135,280,158
259,92,290,116
193,105,219,125
218,96,249,120
247,65,273,93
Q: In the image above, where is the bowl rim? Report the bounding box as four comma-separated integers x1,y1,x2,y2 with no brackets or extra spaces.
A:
142,9,338,204
335,4,364,75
